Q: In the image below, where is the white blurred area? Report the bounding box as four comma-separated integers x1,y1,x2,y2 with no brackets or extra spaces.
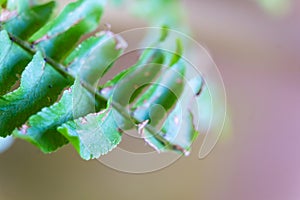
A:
0,136,14,153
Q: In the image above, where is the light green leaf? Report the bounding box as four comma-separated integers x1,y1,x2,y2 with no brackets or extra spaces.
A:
131,60,186,126
98,49,165,130
6,0,32,12
256,0,291,17
0,52,69,137
144,111,196,155
67,31,126,86
100,48,164,102
99,26,170,100
30,0,105,61
143,77,203,154
169,39,183,66
3,1,55,40
130,0,186,29
58,102,122,160
64,36,101,65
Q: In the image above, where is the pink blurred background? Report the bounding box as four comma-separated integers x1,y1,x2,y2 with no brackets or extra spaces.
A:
0,0,300,199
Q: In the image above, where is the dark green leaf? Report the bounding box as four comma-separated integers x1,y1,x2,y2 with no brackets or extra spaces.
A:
0,30,32,96
13,78,96,152
0,52,69,137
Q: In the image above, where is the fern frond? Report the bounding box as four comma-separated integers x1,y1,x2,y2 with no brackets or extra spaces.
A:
0,0,205,159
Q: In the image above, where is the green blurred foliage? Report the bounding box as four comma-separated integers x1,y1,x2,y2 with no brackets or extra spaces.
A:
256,0,292,17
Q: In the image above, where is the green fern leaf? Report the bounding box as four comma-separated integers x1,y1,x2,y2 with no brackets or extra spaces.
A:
13,78,96,153
99,49,166,130
58,100,122,160
30,0,105,61
143,77,203,154
100,48,164,100
0,0,207,159
0,52,69,137
0,30,31,95
131,60,186,126
12,31,125,152
2,1,55,40
67,31,125,85
110,51,165,106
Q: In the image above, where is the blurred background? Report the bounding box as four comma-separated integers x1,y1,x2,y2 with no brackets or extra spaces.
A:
0,0,300,199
